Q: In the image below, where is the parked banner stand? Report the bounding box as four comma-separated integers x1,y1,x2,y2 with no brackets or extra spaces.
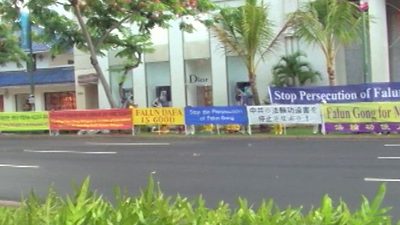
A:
321,111,326,135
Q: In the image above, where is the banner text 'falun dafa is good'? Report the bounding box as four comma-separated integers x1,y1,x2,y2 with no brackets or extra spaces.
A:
133,108,184,125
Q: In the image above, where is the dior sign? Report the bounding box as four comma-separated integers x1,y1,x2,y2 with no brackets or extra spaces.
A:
188,74,210,85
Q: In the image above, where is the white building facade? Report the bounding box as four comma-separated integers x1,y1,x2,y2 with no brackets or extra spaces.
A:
0,0,397,111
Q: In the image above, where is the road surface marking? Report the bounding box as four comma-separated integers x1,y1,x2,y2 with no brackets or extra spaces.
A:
378,156,400,160
86,142,170,146
0,164,39,169
365,177,400,182
384,144,400,147
24,149,117,155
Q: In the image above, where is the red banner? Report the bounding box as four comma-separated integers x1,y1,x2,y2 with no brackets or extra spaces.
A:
49,109,132,130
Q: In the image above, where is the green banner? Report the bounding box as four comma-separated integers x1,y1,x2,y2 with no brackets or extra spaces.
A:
0,112,49,131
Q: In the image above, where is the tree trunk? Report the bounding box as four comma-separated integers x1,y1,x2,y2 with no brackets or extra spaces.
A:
327,66,336,86
73,3,117,108
249,73,261,105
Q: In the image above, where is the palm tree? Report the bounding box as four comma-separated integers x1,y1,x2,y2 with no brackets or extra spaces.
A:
290,0,363,86
272,51,321,87
211,0,291,105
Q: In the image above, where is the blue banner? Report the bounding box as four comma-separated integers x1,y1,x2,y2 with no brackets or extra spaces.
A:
19,9,31,51
269,82,400,104
185,106,248,125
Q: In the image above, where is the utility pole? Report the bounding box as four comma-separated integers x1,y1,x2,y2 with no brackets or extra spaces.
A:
18,0,36,111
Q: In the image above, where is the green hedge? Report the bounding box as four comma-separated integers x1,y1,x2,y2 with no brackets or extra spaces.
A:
0,177,394,224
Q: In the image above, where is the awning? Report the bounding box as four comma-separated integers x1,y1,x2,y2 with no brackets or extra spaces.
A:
0,67,75,87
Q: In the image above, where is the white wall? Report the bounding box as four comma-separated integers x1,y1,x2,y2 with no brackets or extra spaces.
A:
97,53,111,109
369,0,390,82
133,63,147,107
145,26,169,62
169,20,186,107
74,48,95,109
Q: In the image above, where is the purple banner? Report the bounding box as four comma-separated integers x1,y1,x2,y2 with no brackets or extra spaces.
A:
269,82,400,104
325,123,400,133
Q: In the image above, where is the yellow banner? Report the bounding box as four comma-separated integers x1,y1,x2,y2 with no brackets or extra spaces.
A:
322,102,400,123
0,112,49,131
133,108,184,125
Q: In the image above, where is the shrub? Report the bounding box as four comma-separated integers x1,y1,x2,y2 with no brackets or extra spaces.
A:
0,177,394,224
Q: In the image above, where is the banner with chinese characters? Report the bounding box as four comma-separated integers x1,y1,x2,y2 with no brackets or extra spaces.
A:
185,106,248,125
322,102,400,133
133,108,184,125
246,105,321,125
49,109,132,130
324,123,400,133
0,112,49,131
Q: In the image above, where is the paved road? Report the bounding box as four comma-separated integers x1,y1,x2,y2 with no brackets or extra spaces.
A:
0,135,400,218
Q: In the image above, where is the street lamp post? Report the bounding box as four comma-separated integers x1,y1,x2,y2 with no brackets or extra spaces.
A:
18,0,35,111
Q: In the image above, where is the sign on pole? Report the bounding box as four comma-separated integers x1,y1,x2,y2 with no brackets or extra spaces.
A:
185,106,248,125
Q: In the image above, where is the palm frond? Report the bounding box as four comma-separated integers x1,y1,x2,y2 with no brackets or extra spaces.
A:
272,51,321,87
291,0,363,51
211,0,277,69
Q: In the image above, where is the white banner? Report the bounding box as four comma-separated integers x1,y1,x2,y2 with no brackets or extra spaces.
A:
247,105,322,125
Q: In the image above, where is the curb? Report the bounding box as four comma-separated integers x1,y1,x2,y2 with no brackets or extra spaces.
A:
0,200,21,207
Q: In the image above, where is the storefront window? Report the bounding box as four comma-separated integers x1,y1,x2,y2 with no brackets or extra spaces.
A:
109,67,133,108
44,91,76,111
15,94,31,112
146,62,171,107
185,59,212,106
226,56,250,106
184,20,212,106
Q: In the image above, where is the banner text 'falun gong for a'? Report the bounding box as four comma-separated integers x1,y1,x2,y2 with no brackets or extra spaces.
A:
322,102,400,133
0,112,49,131
133,108,184,125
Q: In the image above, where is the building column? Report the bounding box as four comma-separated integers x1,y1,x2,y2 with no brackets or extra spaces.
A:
133,63,147,107
97,53,111,109
369,0,390,82
168,20,186,107
210,35,228,106
74,47,95,109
